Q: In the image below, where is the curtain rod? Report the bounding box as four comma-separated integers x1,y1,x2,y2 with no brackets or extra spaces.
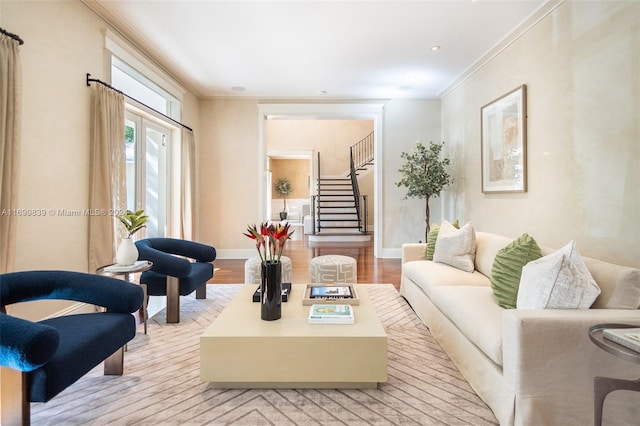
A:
86,73,193,132
0,27,24,45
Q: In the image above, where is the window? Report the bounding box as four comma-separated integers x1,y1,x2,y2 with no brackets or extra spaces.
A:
112,56,181,238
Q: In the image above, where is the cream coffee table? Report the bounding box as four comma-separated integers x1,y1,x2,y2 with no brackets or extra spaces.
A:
200,284,387,388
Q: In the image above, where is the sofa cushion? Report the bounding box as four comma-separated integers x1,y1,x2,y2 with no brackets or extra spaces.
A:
403,260,490,298
583,258,640,309
490,233,543,309
433,221,476,273
426,220,459,261
517,241,601,309
430,286,504,366
474,232,515,277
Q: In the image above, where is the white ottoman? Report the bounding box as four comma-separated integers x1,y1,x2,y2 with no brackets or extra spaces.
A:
244,256,292,284
309,255,357,284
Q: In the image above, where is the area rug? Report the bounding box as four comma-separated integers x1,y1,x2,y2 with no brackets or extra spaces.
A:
31,284,498,425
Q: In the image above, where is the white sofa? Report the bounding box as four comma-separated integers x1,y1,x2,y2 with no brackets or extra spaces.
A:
400,231,640,426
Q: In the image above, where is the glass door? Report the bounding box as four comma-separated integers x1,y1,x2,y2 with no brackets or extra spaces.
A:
125,111,172,238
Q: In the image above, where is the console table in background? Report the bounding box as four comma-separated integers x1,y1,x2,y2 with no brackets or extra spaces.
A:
588,323,640,426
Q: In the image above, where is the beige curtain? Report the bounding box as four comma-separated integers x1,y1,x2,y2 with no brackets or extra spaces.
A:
180,128,196,240
88,84,126,272
0,35,22,273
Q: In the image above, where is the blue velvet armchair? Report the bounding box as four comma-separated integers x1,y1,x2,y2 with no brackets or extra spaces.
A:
135,238,216,323
0,270,144,425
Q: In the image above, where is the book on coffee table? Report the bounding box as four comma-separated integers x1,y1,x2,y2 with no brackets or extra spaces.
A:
308,304,355,324
603,327,640,353
302,284,360,305
252,282,291,302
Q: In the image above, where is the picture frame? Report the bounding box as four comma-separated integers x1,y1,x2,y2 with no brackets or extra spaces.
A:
481,84,527,193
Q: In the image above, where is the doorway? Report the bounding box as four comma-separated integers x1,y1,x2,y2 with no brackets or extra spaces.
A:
257,103,384,257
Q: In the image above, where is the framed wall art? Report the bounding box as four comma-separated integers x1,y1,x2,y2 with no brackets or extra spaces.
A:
481,84,527,193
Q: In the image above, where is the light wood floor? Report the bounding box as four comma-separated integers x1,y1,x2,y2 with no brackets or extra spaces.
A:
210,237,402,290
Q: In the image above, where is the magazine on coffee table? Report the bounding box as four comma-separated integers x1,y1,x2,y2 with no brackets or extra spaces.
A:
308,304,355,324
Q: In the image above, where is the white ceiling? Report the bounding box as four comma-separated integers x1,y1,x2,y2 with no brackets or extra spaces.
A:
88,0,550,100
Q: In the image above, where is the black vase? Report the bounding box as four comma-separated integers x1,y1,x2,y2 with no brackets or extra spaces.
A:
260,261,282,321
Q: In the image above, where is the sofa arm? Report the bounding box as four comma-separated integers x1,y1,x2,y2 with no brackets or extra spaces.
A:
401,243,427,264
0,313,60,372
502,309,640,425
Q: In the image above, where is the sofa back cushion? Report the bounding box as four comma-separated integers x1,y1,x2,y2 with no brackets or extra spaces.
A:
474,232,514,277
582,258,640,309
539,245,640,309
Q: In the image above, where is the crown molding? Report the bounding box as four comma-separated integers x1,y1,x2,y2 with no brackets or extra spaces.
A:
438,0,565,98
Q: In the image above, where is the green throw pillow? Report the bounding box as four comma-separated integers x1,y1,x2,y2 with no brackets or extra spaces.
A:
490,233,543,309
426,219,459,261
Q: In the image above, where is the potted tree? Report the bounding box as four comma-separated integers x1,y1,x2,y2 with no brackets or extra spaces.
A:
275,177,292,220
395,142,452,242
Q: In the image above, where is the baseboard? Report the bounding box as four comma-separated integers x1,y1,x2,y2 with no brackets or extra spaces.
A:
216,248,401,259
381,248,401,259
215,249,257,259
42,302,95,320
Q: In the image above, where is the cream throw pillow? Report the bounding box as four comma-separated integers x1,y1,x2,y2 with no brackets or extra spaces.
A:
433,220,476,273
517,241,601,309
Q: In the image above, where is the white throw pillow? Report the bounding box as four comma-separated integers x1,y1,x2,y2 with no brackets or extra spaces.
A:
433,220,476,273
517,241,601,309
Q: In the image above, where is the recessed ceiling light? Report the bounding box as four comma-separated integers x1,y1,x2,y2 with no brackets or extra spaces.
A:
431,45,441,51
317,90,327,95
231,86,245,92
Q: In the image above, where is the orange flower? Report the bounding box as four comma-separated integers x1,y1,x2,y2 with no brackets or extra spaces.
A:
244,221,294,263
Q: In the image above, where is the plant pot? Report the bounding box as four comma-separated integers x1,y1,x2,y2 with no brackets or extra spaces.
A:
115,237,138,266
279,212,288,220
260,261,282,321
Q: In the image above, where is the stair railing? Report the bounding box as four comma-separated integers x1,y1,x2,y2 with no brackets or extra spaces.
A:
349,150,362,232
349,131,374,172
315,132,373,235
315,152,321,233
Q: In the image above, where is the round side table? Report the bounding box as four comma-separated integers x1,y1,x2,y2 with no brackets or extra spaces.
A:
96,261,153,334
588,323,640,426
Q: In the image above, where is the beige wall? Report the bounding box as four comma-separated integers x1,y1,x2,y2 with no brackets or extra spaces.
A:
266,119,372,175
383,99,442,248
198,99,260,251
270,159,309,200
441,0,639,267
3,1,106,274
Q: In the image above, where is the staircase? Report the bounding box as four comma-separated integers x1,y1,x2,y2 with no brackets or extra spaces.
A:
310,132,373,243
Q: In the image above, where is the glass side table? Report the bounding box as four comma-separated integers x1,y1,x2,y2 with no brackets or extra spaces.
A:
96,261,153,334
588,323,640,426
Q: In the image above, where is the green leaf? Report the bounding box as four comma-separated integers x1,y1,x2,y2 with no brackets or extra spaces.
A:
116,209,148,238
